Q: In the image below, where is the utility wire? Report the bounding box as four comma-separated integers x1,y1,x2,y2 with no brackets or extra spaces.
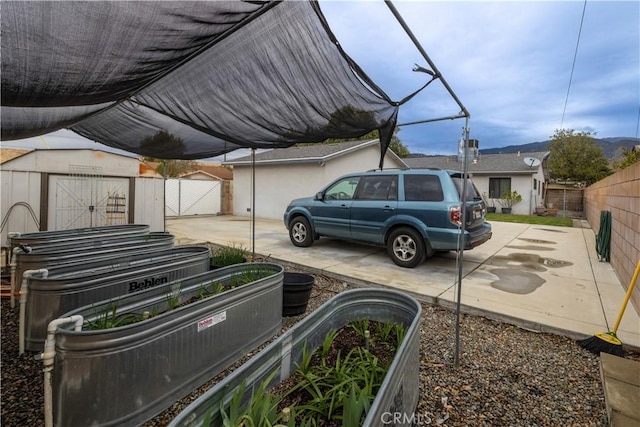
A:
560,0,588,129
635,105,639,139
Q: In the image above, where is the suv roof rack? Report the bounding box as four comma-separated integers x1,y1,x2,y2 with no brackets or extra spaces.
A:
366,167,410,172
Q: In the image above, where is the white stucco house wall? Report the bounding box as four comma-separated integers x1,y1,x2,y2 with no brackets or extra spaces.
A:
223,139,407,220
404,151,549,215
0,148,165,246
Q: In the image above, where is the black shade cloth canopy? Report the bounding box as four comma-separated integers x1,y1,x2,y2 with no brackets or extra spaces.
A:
1,1,401,163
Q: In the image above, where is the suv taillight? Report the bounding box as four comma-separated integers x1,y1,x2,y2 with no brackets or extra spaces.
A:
450,206,461,226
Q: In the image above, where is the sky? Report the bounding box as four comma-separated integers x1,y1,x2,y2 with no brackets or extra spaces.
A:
3,0,639,158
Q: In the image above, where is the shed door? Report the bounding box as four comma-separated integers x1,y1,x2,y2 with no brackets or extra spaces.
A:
48,175,130,230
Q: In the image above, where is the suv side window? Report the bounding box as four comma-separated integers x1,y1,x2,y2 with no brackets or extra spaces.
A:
356,175,398,200
404,175,444,201
325,177,360,200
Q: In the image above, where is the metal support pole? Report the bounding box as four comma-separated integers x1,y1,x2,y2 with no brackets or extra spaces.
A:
385,0,472,365
454,117,471,366
251,148,256,260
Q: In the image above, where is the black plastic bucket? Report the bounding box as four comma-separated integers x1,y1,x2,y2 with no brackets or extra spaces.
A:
282,272,314,317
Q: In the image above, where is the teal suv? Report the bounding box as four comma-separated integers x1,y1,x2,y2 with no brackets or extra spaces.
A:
283,169,492,268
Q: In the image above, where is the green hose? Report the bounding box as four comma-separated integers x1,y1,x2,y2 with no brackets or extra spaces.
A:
596,210,611,262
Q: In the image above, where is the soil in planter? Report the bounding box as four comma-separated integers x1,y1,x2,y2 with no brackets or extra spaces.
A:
268,320,402,426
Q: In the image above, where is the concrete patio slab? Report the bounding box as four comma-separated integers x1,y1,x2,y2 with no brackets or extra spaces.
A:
165,215,640,350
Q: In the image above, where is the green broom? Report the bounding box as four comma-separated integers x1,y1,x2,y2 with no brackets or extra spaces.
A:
580,260,640,357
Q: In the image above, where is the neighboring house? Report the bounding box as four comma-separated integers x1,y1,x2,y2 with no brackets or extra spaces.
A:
223,139,408,220
181,163,233,181
0,148,165,246
404,152,549,215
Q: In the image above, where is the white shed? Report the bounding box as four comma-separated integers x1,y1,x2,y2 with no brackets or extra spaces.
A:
1,148,165,246
224,140,408,220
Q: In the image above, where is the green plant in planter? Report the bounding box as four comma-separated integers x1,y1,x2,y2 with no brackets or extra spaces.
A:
497,190,522,212
197,281,226,300
210,243,247,268
84,303,143,330
211,318,408,427
165,289,181,310
217,371,291,427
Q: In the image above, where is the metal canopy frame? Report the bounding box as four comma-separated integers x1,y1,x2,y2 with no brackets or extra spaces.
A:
385,0,471,366
246,0,472,365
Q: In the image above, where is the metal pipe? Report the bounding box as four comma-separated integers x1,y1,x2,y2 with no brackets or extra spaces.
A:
454,118,471,366
7,233,23,308
398,113,467,127
251,148,256,261
19,269,48,354
42,315,84,427
9,246,21,309
385,0,470,118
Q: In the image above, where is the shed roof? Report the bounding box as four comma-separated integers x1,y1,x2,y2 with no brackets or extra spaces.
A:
0,148,33,164
404,151,549,174
223,139,407,167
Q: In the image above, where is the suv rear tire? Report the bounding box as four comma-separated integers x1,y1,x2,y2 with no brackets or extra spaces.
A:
289,216,314,247
387,227,426,268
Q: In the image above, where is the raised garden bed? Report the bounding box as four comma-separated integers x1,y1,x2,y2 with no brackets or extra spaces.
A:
169,288,422,427
21,245,210,352
48,262,284,427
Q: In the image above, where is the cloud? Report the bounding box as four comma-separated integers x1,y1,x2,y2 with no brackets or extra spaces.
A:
318,0,639,154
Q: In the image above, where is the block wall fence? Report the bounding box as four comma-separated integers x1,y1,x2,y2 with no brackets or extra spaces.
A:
584,161,640,314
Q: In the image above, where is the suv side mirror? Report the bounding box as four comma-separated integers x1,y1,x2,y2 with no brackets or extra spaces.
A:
315,192,324,201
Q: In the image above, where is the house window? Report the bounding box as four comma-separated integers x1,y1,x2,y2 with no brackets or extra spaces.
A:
489,178,511,199
533,179,537,190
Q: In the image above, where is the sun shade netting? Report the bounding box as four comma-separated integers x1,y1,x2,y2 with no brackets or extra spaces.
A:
1,0,399,161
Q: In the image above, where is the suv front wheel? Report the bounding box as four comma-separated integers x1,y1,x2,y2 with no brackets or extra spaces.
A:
387,227,426,268
289,216,314,247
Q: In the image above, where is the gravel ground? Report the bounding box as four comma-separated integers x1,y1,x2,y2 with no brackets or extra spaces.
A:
2,259,639,427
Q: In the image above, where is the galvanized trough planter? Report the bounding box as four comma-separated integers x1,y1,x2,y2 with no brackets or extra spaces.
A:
8,227,160,308
21,245,210,352
13,232,175,290
49,262,284,427
8,224,150,250
169,288,422,427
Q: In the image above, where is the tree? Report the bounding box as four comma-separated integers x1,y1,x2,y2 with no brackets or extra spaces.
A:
612,146,640,170
316,128,411,158
142,155,198,178
547,129,612,185
140,130,197,177
145,159,197,177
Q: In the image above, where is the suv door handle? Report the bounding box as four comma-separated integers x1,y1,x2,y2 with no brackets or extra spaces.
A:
383,206,395,211
340,205,350,209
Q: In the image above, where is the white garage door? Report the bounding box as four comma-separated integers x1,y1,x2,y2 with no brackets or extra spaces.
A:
48,175,130,230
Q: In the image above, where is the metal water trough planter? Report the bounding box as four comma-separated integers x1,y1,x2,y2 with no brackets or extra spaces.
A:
169,288,422,427
8,228,162,308
51,262,284,427
8,224,150,250
13,232,175,289
22,245,210,352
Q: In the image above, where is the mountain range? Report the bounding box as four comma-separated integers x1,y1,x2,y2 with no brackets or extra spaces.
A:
477,137,639,159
